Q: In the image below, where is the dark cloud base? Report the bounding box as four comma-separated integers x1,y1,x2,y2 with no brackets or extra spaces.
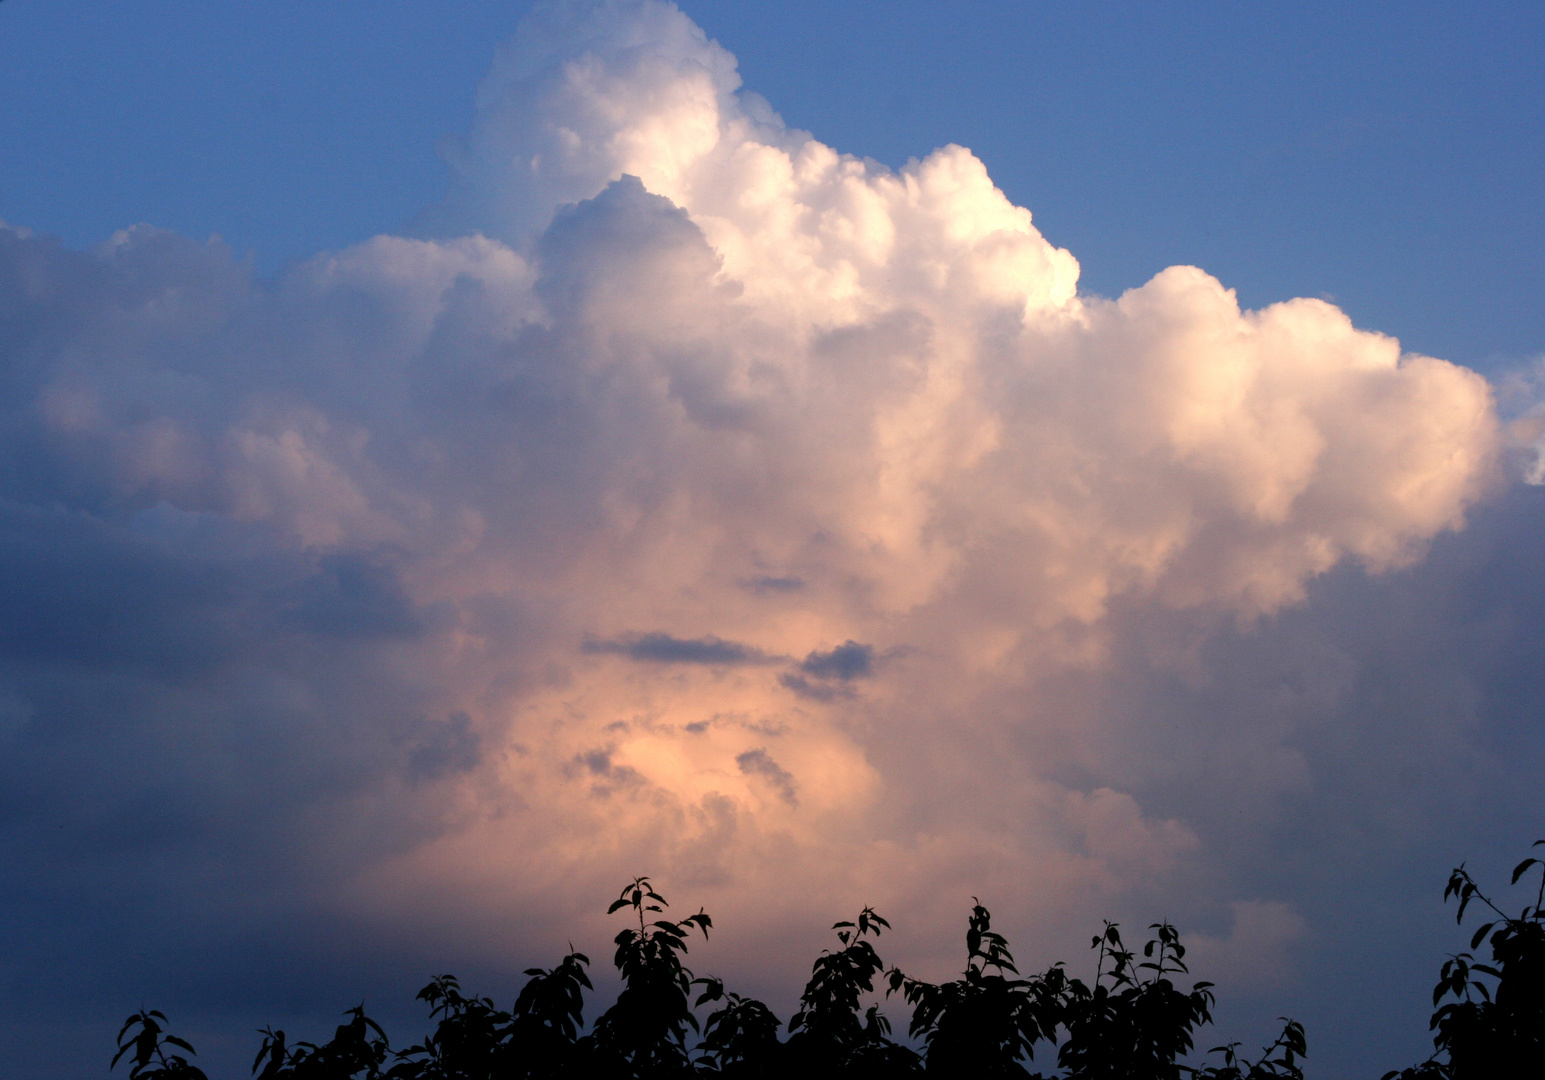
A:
1,487,1541,1076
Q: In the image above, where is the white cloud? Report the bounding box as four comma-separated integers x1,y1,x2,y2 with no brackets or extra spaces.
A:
0,0,1515,1032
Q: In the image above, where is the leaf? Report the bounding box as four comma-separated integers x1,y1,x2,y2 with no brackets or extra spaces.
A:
1512,858,1539,885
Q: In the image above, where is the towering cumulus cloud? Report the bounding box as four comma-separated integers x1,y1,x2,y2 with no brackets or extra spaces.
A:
0,0,1506,1053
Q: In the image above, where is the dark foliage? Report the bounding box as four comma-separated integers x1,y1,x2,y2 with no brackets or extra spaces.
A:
137,843,1545,1080
784,906,920,1076
107,885,1280,1080
1055,921,1213,1080
1384,841,1545,1079
114,1011,209,1080
589,876,713,1077
888,900,1062,1076
692,977,782,1076
107,879,1276,1079
247,1006,389,1079
1190,1020,1307,1080
112,843,1545,1078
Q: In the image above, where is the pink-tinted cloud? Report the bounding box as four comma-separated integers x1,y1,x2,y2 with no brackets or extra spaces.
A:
0,3,1531,1075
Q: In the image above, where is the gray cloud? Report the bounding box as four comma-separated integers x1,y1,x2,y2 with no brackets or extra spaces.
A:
798,641,873,681
582,632,772,665
736,748,797,806
740,575,805,594
407,711,483,784
779,641,878,699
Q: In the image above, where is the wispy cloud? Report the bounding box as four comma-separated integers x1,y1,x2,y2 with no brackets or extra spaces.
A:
583,632,774,666
736,747,798,806
798,641,873,681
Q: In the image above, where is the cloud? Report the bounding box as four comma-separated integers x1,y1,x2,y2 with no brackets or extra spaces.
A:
740,574,804,594
798,641,874,681
779,640,875,700
0,1,1530,1072
1187,900,1310,993
736,748,797,806
583,632,772,665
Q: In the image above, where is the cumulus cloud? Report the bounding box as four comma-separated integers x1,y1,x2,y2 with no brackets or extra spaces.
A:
0,1,1526,1071
1187,899,1309,992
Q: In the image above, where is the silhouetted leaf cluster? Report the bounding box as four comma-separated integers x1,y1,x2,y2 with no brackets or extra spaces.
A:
1383,841,1545,1079
114,1011,208,1080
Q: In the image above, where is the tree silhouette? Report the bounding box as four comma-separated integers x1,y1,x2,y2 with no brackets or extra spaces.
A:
244,1006,389,1079
113,1010,208,1080
1384,842,1545,1079
588,876,713,1077
1054,921,1214,1079
175,862,1545,1078
783,906,919,1076
691,976,783,1076
888,900,1062,1076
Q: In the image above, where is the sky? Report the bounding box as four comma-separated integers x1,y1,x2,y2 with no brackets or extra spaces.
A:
1,2,1543,1076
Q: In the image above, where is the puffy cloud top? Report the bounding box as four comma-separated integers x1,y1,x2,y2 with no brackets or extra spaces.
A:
0,3,1514,1069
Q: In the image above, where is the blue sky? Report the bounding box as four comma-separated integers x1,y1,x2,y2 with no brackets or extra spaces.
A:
2,3,1543,1077
4,1,1541,365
